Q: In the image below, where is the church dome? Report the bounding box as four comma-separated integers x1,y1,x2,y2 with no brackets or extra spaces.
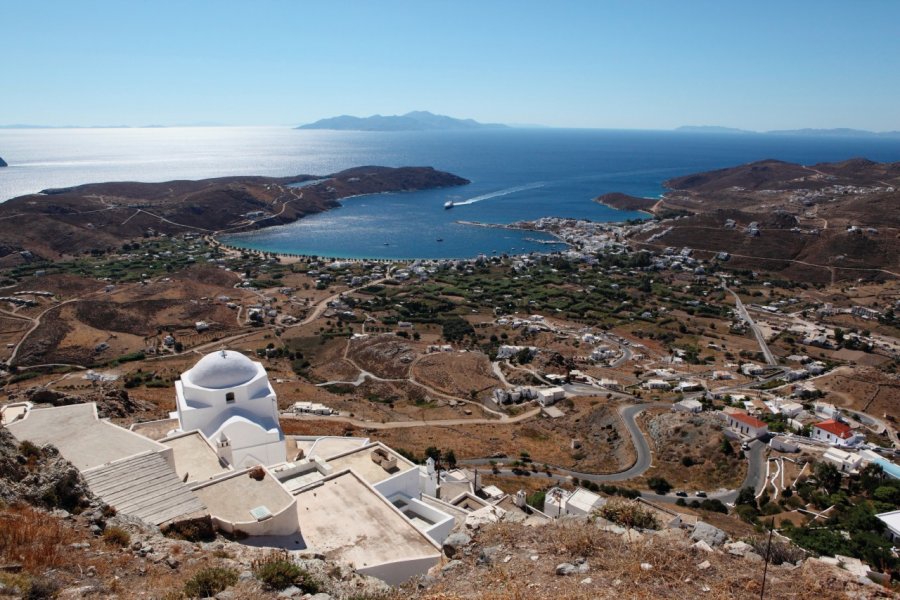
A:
184,350,261,389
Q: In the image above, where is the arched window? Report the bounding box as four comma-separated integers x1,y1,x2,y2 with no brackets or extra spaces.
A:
226,392,235,403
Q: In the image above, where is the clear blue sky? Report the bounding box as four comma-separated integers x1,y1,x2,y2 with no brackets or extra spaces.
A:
2,0,898,130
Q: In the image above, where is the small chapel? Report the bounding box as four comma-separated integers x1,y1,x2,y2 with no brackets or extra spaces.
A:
172,349,286,468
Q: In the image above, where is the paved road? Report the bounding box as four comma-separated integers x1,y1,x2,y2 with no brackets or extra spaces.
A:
725,285,777,366
461,402,666,482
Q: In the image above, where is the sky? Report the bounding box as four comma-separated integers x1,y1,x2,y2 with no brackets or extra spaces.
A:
2,0,899,131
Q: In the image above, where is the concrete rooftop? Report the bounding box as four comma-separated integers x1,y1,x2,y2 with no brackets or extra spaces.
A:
162,431,229,483
324,444,415,485
193,470,294,524
6,403,166,470
295,470,439,570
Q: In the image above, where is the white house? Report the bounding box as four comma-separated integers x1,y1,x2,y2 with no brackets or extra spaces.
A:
537,387,566,406
876,510,900,543
643,379,670,390
543,487,605,518
778,401,804,418
173,350,286,469
726,411,769,438
812,419,864,447
674,399,703,413
822,447,863,473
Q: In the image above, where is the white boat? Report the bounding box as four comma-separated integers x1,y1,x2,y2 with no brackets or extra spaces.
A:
444,200,454,209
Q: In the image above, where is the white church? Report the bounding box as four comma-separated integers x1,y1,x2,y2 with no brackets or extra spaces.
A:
172,349,286,468
6,348,547,585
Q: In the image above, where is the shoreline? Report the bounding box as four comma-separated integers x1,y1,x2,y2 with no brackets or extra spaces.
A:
216,217,573,263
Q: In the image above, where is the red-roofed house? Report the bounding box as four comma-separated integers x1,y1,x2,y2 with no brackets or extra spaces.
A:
812,419,864,447
726,411,768,438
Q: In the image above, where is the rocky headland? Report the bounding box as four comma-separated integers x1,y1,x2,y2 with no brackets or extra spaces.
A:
0,166,469,261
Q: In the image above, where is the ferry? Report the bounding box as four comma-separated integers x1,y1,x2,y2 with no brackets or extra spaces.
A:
444,200,454,209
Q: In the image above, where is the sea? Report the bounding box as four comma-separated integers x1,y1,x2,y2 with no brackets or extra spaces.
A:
2,126,900,260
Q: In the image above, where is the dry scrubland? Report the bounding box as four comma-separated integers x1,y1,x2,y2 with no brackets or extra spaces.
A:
390,520,890,600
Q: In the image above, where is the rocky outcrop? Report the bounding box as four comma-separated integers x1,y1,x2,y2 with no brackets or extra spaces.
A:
0,427,92,510
9,386,154,418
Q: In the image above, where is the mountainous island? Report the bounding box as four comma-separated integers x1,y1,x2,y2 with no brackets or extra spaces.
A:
297,110,508,132
0,166,468,261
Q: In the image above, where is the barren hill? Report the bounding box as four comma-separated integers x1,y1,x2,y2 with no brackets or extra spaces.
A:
0,166,468,260
627,158,900,282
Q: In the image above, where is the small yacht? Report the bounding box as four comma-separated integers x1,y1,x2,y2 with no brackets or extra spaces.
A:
444,200,454,209
436,238,444,242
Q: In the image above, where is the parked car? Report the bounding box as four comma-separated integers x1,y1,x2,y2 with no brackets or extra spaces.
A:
675,491,688,497
695,491,707,498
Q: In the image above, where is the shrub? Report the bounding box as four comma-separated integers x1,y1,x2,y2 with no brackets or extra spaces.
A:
26,576,59,600
102,526,131,547
252,552,319,592
183,567,238,598
596,500,660,530
681,455,695,467
647,476,672,495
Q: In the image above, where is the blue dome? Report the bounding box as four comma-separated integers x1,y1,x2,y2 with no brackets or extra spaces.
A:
185,350,260,389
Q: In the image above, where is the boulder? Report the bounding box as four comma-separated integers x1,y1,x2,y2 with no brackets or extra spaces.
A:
724,541,754,557
690,522,727,547
442,533,471,558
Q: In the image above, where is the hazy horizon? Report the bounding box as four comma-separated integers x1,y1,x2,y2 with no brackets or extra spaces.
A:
2,1,899,131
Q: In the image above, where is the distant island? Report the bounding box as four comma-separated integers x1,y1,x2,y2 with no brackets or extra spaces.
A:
0,156,6,167
297,111,508,132
676,125,900,137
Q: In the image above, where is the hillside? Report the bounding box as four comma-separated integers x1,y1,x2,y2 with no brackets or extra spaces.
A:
627,158,900,282
0,166,469,260
594,192,657,212
297,111,508,131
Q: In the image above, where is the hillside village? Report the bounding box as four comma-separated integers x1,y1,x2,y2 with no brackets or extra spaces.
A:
0,159,899,598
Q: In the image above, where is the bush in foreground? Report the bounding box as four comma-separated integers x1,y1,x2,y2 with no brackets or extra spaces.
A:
183,567,238,598
252,552,320,592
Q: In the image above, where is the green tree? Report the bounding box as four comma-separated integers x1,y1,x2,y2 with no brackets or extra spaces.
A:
443,449,457,469
647,476,672,495
859,463,885,495
815,462,842,495
736,486,757,507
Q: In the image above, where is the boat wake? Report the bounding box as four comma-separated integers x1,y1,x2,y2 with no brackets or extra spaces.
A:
454,182,545,206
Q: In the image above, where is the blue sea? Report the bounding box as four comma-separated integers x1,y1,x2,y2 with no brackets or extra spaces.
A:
2,127,900,259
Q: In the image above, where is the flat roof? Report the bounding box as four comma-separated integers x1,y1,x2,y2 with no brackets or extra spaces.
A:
306,436,370,460
161,432,229,483
193,470,294,524
6,403,166,470
567,488,605,513
295,470,439,570
876,510,900,536
324,444,415,485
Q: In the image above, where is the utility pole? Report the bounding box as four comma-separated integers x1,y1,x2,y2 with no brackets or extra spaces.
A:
759,518,775,599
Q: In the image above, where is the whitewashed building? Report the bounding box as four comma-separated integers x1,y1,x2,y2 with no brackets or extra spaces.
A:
173,350,286,468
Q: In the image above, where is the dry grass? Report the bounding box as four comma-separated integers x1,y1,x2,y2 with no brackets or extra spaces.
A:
0,503,79,571
397,521,893,600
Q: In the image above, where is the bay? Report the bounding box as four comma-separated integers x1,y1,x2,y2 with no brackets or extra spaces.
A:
2,127,900,259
